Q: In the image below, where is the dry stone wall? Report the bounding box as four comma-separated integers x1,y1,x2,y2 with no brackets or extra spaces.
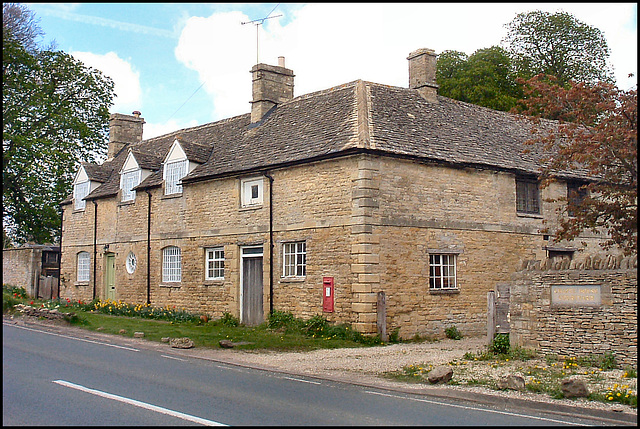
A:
510,254,637,368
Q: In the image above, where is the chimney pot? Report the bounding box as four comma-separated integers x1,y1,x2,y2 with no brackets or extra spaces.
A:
278,56,285,67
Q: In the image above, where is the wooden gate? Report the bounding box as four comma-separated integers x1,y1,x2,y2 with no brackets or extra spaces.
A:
487,282,510,344
37,276,59,300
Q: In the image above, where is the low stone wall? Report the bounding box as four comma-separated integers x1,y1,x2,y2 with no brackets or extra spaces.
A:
3,247,40,296
509,254,637,368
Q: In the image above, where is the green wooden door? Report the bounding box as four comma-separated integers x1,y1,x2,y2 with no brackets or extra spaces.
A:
105,253,116,300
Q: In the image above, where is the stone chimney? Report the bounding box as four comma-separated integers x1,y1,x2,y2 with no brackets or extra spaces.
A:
250,58,294,124
107,111,145,160
407,48,439,102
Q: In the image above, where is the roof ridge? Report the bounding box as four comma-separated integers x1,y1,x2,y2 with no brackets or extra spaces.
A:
140,113,250,145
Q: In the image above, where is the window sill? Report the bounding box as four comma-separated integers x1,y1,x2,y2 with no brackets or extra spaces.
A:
429,288,460,295
74,281,90,287
118,199,135,206
161,193,183,200
72,208,86,214
280,276,306,283
159,283,181,288
516,212,543,219
239,204,263,212
203,279,224,286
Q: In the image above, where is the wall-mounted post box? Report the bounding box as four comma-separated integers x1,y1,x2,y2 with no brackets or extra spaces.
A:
322,277,334,312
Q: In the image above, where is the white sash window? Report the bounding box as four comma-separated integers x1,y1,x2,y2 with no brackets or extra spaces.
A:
74,181,90,210
162,246,182,282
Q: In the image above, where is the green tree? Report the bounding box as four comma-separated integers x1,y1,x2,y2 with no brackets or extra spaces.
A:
3,5,114,246
503,10,614,86
437,46,523,111
518,75,637,255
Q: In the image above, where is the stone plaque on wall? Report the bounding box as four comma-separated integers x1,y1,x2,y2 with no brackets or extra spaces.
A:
551,285,602,307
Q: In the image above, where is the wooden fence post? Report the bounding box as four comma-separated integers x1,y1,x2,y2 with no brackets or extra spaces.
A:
487,291,496,346
377,291,387,342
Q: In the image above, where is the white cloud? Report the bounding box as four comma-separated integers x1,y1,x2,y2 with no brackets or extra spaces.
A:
71,51,143,114
175,11,256,120
174,3,637,122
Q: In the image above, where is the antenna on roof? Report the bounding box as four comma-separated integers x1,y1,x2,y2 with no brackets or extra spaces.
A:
242,4,282,64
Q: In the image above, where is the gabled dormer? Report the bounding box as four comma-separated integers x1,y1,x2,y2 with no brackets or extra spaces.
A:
72,166,96,211
162,139,201,196
119,150,154,202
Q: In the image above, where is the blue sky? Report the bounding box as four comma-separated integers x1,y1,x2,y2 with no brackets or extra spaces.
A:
26,3,638,140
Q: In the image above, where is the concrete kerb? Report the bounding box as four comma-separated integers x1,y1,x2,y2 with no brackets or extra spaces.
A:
4,317,637,426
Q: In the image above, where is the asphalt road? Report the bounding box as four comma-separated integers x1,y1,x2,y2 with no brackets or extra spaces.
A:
2,321,633,426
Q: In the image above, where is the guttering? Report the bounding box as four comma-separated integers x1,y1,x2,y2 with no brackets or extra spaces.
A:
263,171,274,315
92,200,98,300
58,205,63,291
146,190,152,305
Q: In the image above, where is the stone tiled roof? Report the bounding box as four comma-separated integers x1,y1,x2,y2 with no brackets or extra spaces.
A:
63,78,586,205
82,162,113,183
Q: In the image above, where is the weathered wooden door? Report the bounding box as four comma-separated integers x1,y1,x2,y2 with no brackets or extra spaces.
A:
105,253,116,301
241,246,263,326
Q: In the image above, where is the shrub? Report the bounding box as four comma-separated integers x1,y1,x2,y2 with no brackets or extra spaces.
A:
445,325,463,340
219,312,239,327
267,310,300,331
304,315,329,337
490,333,510,355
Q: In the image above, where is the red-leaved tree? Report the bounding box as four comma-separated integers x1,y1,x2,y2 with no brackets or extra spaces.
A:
517,74,637,255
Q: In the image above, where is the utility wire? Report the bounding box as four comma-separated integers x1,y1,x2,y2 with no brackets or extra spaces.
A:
166,4,281,123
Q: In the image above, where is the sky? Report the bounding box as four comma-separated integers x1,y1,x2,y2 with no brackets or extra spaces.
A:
26,3,638,140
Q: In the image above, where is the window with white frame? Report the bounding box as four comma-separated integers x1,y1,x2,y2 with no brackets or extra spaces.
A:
120,169,141,202
162,246,182,282
74,181,90,210
241,177,263,207
205,247,225,280
429,254,457,290
283,241,306,277
77,251,90,282
164,160,188,195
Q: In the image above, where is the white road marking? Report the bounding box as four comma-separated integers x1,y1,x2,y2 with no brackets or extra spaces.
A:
5,323,139,351
161,354,187,361
283,376,321,385
53,380,226,426
364,390,583,425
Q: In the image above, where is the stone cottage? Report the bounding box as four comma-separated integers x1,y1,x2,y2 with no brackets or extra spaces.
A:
59,48,615,338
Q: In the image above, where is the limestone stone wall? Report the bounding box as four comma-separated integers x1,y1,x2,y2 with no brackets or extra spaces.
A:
3,247,40,295
509,255,637,368
59,151,622,338
370,156,610,339
60,157,360,324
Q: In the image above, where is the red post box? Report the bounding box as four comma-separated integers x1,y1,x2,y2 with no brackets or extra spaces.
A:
322,277,334,312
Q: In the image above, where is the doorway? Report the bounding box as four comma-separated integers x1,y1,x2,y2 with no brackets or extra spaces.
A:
105,253,116,301
240,246,264,326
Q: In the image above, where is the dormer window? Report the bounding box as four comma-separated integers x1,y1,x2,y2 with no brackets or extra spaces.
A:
162,139,192,196
164,159,188,195
121,169,141,202
74,181,90,210
120,151,143,202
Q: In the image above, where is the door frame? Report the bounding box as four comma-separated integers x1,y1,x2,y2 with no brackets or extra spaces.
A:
104,252,116,301
240,245,264,325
